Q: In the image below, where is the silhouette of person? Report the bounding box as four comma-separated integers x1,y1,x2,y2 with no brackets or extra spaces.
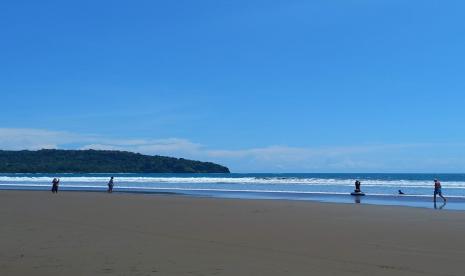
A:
108,177,114,193
51,178,59,193
433,179,446,203
354,180,361,193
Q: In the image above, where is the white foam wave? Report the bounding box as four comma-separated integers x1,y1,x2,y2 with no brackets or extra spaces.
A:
1,176,465,188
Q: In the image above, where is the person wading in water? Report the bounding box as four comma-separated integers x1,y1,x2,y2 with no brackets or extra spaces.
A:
354,180,361,193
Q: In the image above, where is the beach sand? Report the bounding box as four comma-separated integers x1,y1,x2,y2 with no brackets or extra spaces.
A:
1,191,464,276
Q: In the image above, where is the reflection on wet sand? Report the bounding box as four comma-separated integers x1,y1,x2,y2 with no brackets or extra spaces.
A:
434,201,447,210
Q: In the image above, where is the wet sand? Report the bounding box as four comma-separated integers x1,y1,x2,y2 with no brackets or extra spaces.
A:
1,191,464,275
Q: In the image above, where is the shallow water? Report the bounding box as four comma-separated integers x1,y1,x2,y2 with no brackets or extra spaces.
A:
0,173,462,210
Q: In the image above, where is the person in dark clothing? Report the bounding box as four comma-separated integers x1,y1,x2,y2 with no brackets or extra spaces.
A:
107,177,114,193
354,180,361,193
51,178,59,193
434,179,446,203
398,190,405,195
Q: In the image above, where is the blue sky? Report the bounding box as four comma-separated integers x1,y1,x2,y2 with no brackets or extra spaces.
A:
1,0,465,172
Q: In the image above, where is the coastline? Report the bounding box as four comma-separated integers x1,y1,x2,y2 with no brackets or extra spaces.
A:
1,190,465,275
2,173,464,211
0,185,461,211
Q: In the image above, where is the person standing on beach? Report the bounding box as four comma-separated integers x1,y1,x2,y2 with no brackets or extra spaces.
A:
434,179,446,203
107,177,114,193
51,178,59,193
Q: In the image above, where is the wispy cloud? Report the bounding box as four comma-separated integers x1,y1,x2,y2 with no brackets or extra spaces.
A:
0,128,81,150
81,138,203,156
0,128,201,156
1,128,464,172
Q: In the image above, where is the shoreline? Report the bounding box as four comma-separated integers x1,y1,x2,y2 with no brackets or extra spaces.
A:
0,186,461,211
1,190,465,275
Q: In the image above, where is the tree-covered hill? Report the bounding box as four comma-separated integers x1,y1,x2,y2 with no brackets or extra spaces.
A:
0,149,230,173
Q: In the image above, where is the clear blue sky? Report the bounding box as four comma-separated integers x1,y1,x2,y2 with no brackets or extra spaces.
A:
1,0,464,172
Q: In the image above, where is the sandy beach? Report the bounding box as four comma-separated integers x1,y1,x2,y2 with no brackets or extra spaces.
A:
1,191,464,276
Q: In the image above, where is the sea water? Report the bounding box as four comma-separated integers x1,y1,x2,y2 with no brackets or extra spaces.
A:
1,173,465,210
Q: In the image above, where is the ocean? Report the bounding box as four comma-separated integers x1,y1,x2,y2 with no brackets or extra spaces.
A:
2,173,465,210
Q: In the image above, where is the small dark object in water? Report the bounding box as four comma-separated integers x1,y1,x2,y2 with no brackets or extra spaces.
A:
398,190,405,195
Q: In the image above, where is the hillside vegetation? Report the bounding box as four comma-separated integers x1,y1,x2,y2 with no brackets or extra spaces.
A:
0,149,230,173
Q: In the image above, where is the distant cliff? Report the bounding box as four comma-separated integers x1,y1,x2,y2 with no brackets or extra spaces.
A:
0,149,230,173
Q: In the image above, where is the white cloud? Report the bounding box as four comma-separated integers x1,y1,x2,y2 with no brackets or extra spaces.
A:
0,128,201,156
1,128,464,172
81,138,203,156
0,128,78,150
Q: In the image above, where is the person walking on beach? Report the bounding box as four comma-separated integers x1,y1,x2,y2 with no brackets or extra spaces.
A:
51,178,59,193
107,176,114,193
434,179,446,203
